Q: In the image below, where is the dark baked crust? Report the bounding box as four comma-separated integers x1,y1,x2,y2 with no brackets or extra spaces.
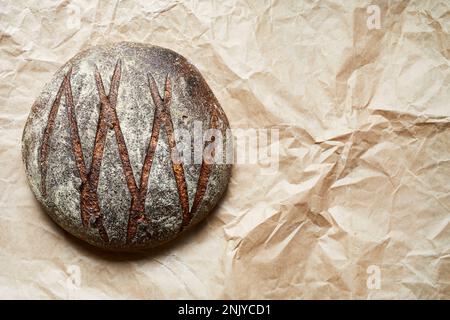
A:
22,42,231,251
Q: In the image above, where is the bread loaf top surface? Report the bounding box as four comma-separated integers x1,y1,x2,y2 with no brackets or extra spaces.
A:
22,42,231,251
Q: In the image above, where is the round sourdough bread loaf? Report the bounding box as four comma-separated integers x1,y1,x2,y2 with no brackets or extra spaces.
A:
22,42,231,251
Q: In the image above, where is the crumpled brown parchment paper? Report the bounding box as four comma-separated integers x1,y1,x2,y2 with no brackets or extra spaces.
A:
0,0,449,299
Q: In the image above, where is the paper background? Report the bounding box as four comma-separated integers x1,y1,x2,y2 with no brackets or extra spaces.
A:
0,0,449,299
